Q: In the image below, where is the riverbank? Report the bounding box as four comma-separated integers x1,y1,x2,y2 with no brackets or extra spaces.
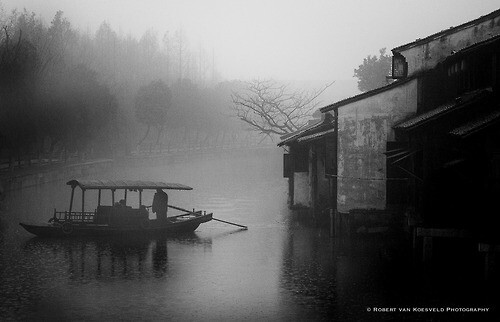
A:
0,159,114,195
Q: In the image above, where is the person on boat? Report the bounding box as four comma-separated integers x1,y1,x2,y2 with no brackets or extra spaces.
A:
152,189,168,222
114,199,126,207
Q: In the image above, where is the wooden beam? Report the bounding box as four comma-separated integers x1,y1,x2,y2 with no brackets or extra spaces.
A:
416,228,471,238
478,243,500,252
81,189,85,221
423,236,433,263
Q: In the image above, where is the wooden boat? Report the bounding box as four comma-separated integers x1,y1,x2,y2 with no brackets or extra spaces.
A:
19,179,213,238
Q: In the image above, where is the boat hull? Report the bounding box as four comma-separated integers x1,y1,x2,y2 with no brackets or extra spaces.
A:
20,213,213,238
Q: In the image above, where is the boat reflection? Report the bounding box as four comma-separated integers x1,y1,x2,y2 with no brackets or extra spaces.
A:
22,233,212,281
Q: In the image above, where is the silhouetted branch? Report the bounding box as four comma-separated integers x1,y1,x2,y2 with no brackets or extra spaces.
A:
231,79,334,137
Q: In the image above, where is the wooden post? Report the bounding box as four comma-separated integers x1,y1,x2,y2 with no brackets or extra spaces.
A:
69,186,75,215
412,227,418,250
309,146,317,220
345,212,351,239
423,236,433,263
111,189,115,205
124,189,127,204
330,208,334,237
412,227,419,264
9,155,13,172
98,189,101,206
484,252,494,281
492,53,497,89
139,190,142,206
334,210,341,238
82,189,85,222
478,243,500,281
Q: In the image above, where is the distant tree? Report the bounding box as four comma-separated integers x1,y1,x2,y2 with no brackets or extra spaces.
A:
134,80,172,146
231,80,334,140
173,28,188,81
42,11,76,73
37,64,118,159
0,28,39,162
0,28,38,92
353,48,393,92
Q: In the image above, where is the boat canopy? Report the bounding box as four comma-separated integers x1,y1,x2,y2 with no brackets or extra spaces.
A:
66,179,193,191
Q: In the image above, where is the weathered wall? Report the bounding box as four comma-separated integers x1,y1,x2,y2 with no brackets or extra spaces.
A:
400,15,500,76
328,79,418,211
293,172,310,207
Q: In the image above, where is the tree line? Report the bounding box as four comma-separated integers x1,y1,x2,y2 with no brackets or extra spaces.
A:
0,7,242,168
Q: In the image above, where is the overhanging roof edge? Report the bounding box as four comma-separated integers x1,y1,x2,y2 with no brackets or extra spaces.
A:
66,179,193,190
320,76,416,113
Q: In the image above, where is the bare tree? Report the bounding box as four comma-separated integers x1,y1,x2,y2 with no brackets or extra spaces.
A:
231,79,334,139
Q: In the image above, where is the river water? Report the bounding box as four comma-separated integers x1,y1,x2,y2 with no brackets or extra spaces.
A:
0,149,496,321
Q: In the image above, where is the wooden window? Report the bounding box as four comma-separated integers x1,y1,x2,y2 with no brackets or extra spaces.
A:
294,147,309,172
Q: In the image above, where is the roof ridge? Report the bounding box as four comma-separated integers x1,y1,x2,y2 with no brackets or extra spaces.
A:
392,8,500,52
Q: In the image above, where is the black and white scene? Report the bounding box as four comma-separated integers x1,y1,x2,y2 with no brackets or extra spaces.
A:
1,0,500,321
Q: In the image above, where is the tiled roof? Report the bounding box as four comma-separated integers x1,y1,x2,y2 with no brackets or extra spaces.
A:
450,109,500,138
394,102,456,130
277,114,334,146
297,128,335,143
394,88,492,130
444,34,500,63
66,180,193,190
277,119,325,147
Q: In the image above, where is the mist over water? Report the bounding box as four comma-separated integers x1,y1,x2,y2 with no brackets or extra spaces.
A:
0,150,312,320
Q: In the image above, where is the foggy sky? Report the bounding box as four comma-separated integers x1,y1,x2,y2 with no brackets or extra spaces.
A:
2,0,499,82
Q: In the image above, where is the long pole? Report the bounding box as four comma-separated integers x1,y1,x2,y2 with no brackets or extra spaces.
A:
211,218,248,230
167,204,248,230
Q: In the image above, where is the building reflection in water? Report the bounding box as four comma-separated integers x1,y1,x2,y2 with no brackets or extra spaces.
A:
278,217,413,320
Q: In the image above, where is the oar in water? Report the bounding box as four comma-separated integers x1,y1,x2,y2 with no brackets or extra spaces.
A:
167,204,248,230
